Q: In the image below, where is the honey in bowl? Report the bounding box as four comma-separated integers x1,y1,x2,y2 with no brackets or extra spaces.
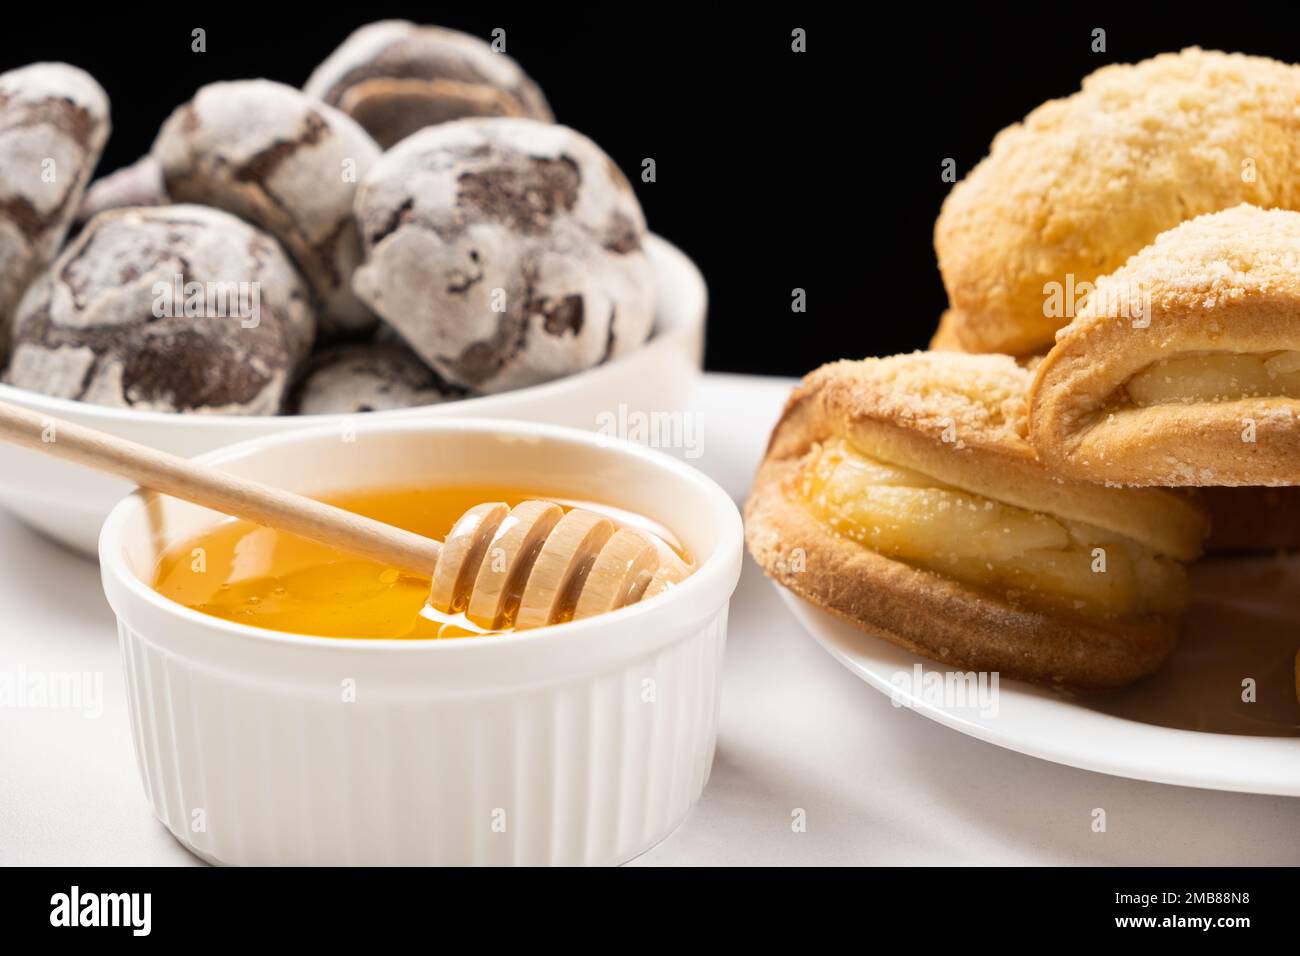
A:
152,485,690,639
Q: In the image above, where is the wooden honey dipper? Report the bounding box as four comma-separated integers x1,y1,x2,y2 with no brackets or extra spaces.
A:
0,400,689,631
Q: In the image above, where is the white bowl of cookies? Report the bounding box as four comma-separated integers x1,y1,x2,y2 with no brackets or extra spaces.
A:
0,22,705,556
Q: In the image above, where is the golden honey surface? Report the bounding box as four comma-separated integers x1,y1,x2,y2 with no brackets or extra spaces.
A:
152,485,686,640
796,440,1187,617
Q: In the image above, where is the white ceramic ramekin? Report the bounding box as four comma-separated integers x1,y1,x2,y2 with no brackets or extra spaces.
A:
99,419,742,866
2,235,704,556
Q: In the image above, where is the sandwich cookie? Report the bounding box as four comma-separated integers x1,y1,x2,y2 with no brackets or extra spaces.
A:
746,352,1208,690
1030,204,1300,487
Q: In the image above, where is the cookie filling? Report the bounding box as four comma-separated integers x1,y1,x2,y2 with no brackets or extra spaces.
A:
794,439,1186,617
1124,351,1300,406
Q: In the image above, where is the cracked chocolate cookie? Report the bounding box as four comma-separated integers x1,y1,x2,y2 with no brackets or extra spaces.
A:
153,80,381,335
352,118,655,394
0,62,110,359
3,205,315,414
289,339,466,414
303,20,552,149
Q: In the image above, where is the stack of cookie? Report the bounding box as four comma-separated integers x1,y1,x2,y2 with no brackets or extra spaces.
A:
748,48,1300,693
0,20,657,415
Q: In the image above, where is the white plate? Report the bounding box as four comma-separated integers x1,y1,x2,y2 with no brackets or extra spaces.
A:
776,555,1300,796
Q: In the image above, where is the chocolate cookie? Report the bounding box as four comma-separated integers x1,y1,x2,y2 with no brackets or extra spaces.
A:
153,80,381,335
352,118,655,394
0,63,110,359
290,340,465,414
4,205,315,414
303,20,552,149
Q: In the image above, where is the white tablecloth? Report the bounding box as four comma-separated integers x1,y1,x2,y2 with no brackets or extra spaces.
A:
2,373,1297,865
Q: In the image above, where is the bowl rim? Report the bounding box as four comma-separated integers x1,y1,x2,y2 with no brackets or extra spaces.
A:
99,417,742,653
0,233,705,430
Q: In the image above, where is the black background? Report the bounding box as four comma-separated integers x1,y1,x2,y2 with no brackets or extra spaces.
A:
2,12,1296,375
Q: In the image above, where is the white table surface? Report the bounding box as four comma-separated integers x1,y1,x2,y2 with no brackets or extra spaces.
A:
2,372,1297,866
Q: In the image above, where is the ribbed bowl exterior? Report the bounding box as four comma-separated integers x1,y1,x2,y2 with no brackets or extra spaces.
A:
117,609,727,867
101,417,743,866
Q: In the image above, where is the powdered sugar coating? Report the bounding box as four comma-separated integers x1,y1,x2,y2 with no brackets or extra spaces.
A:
352,118,655,393
4,205,315,414
153,80,381,335
290,340,466,414
0,62,110,358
